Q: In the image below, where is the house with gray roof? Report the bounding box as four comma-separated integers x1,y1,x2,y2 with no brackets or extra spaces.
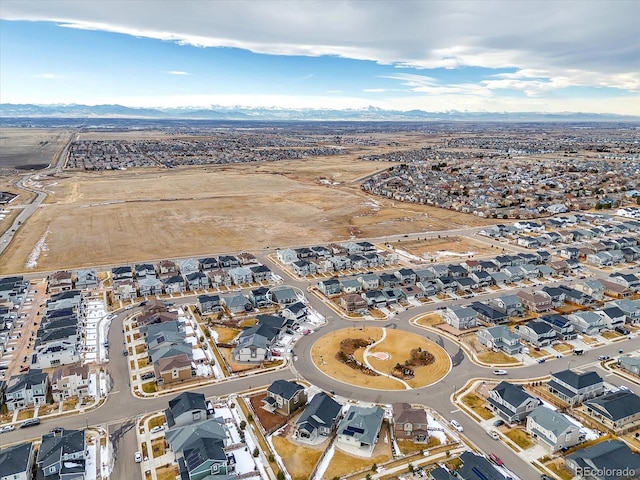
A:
198,294,223,314
442,305,477,330
185,271,208,290
526,406,582,452
166,417,228,453
228,266,253,285
336,405,384,456
487,381,539,423
317,278,342,296
430,467,456,480
568,310,605,335
584,390,640,433
548,369,604,406
0,442,35,480
223,292,252,314
270,286,298,304
516,320,556,347
5,369,49,412
605,299,640,323
296,392,342,444
566,439,640,480
165,391,209,429
489,294,525,317
597,306,627,330
476,325,523,355
74,268,98,290
456,451,505,480
138,275,163,296
262,380,306,415
470,302,508,325
177,258,199,276
357,273,380,291
582,279,605,301
37,428,86,480
618,355,640,376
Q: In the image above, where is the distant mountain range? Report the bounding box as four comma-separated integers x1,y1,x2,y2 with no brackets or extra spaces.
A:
1,103,639,122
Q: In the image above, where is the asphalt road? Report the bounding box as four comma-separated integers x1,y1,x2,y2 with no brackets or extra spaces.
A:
2,233,640,479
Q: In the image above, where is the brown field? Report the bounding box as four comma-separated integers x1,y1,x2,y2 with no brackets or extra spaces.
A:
272,435,323,480
0,152,497,273
0,128,71,169
311,327,450,390
397,236,497,262
249,393,287,433
476,351,520,365
414,313,444,327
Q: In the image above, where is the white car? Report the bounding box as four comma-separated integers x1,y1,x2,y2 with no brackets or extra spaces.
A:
493,369,508,375
487,429,499,440
0,424,16,434
150,425,164,434
134,451,142,463
450,419,464,432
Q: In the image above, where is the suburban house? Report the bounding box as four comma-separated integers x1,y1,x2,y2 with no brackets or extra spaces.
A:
111,265,132,281
340,293,369,312
249,287,271,308
281,301,308,323
605,299,640,323
336,405,385,456
262,380,306,415
392,402,429,443
36,428,85,480
476,325,523,355
292,260,316,276
134,263,156,278
179,436,234,480
5,369,50,411
207,269,232,289
538,314,578,341
48,271,73,294
177,258,199,276
358,273,380,290
277,248,298,264
583,390,640,433
184,271,208,290
317,278,342,296
223,293,252,314
517,291,553,313
51,363,90,402
163,275,186,294
548,370,604,406
74,268,98,290
158,260,178,276
154,354,193,386
487,381,539,423
250,265,272,283
516,320,556,347
165,391,209,429
456,451,505,480
489,295,525,317
339,278,362,294
232,316,284,362
565,440,640,480
568,311,606,335
197,294,223,314
0,442,35,480
581,279,605,301
596,306,627,330
526,406,583,452
295,392,342,443
138,276,163,296
442,305,477,330
228,266,253,285
198,257,219,272
470,302,508,325
618,356,640,376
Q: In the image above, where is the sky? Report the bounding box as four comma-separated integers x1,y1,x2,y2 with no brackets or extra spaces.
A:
1,0,639,114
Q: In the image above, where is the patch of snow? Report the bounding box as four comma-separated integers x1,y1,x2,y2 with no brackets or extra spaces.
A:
426,413,448,443
85,441,97,480
25,228,50,268
314,443,335,480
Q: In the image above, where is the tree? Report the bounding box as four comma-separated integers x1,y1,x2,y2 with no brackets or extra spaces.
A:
253,447,260,457
276,471,285,480
239,420,246,430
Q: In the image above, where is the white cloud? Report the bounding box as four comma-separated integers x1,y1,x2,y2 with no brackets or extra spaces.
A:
363,88,387,93
2,0,638,94
166,71,189,75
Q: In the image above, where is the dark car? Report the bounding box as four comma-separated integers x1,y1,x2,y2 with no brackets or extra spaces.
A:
123,350,129,356
537,358,546,364
493,419,505,427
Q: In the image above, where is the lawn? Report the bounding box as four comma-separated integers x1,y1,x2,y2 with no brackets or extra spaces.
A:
214,326,242,344
151,438,166,458
414,313,443,327
504,428,534,449
62,397,79,411
601,330,622,340
272,435,323,480
141,382,156,393
38,403,59,415
155,464,178,480
552,343,573,354
460,393,494,420
148,414,165,429
396,436,441,455
324,449,391,479
477,351,519,365
544,459,573,480
16,408,35,420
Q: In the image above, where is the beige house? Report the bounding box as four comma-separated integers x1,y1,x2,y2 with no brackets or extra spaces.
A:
154,354,193,386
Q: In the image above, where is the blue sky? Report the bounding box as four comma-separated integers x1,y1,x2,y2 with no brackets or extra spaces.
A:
1,0,639,114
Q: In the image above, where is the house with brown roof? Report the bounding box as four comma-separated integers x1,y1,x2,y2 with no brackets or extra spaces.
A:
392,402,429,443
48,271,73,295
340,294,368,312
517,291,553,313
51,363,90,402
154,354,193,386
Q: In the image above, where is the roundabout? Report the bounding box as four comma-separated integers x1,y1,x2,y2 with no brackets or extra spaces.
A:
310,326,452,390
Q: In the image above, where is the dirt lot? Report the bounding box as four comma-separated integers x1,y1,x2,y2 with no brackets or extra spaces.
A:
0,152,497,273
396,236,497,262
249,392,288,433
0,128,71,170
311,327,450,390
272,434,324,480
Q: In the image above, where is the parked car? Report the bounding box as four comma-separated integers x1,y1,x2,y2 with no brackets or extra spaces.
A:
123,350,129,356
598,355,610,361
493,419,505,427
537,358,546,364
487,429,499,440
150,425,164,434
450,419,464,432
615,326,630,335
493,369,508,375
20,418,40,428
134,451,142,463
0,424,16,434
489,453,504,466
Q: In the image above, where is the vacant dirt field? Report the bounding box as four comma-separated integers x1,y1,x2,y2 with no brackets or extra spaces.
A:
0,128,71,170
311,327,450,390
0,148,497,273
396,236,497,262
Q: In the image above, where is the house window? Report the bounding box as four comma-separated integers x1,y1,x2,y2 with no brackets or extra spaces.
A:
211,464,219,474
193,411,201,421
172,369,179,379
